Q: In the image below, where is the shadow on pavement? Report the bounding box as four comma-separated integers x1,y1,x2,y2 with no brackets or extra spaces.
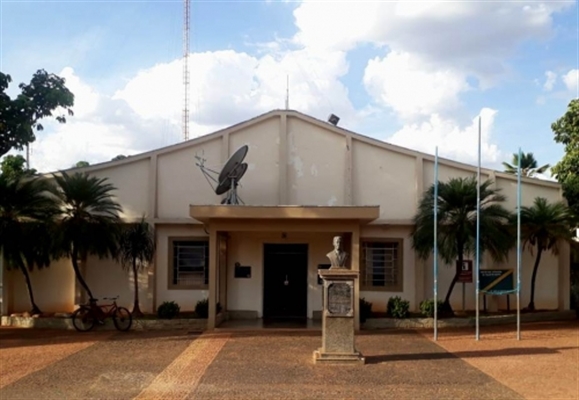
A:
365,345,576,364
0,327,197,350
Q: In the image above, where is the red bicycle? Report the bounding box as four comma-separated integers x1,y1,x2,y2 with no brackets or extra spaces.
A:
72,296,132,332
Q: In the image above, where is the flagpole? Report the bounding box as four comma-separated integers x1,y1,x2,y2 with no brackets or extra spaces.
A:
475,116,481,341
434,146,439,341
517,147,522,340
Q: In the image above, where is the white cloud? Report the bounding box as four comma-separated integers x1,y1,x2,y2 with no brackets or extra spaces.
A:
26,68,183,172
29,46,357,172
363,51,471,120
292,1,570,85
562,69,578,94
543,70,557,91
19,1,573,172
290,0,571,167
387,108,501,164
114,47,356,129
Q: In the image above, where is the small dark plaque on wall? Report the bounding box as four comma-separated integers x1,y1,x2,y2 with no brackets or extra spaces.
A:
327,282,352,316
234,263,251,278
317,264,331,285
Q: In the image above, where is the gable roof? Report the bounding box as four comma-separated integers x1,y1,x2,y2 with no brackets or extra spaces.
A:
62,109,560,189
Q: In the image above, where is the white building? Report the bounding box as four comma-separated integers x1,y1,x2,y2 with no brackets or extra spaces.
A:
1,110,571,329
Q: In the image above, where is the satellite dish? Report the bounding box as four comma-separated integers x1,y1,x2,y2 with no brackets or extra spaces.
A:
215,162,247,195
195,145,249,205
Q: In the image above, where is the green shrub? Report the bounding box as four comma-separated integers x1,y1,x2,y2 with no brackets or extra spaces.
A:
157,301,180,319
419,299,444,318
359,297,373,323
387,296,410,319
194,299,223,318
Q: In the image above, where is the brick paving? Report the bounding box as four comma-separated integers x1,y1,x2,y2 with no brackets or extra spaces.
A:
0,321,577,400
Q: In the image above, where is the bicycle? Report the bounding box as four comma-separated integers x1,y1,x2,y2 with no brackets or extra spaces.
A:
72,296,133,332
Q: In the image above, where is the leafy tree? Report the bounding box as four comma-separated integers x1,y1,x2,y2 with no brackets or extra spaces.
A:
502,152,550,177
0,155,36,179
52,172,122,300
118,216,155,317
73,161,90,168
112,155,127,161
0,175,58,314
412,177,514,314
551,99,579,217
519,197,575,311
0,70,74,157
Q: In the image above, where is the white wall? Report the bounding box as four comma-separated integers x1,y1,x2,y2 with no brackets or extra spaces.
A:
353,140,417,219
229,117,280,205
422,246,560,311
89,159,150,219
155,224,209,311
9,258,75,313
287,118,346,206
157,139,222,218
226,231,337,318
359,225,416,312
85,255,154,313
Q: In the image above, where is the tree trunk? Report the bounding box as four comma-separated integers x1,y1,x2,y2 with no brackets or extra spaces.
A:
528,247,543,311
18,259,42,315
71,246,94,300
132,258,143,317
443,266,460,315
442,247,463,316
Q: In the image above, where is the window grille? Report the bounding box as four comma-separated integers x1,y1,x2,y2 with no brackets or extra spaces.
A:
172,240,208,286
362,242,399,288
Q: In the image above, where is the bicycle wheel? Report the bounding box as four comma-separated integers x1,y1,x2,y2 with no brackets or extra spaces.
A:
72,306,97,332
113,307,132,331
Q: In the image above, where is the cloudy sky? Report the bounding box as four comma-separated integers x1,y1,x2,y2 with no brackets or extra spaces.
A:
1,0,578,173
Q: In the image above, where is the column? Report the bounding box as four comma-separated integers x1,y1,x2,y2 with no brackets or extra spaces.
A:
558,240,571,310
207,227,218,330
351,225,360,330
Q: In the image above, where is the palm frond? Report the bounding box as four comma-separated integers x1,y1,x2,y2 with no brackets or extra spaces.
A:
119,216,155,271
51,171,123,260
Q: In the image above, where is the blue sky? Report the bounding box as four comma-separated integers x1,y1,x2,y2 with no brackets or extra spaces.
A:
1,0,577,173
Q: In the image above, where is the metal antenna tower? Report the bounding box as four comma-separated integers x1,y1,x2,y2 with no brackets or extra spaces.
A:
182,0,191,141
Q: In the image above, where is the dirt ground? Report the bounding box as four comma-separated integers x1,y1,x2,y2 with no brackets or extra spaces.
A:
421,321,579,400
0,321,577,399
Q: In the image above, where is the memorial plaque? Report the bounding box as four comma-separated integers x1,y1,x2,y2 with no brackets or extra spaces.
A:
327,282,352,316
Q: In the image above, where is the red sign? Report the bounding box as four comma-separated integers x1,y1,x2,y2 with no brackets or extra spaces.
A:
457,260,473,283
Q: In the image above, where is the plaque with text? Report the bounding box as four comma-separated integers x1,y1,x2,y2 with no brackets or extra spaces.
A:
327,282,353,316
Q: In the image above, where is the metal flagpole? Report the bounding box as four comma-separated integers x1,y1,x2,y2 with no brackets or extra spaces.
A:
475,116,481,341
434,146,439,341
517,147,522,340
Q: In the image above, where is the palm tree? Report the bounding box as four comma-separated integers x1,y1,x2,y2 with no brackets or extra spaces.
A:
519,197,575,311
0,175,58,314
502,152,550,178
412,177,514,314
118,216,155,317
52,171,122,301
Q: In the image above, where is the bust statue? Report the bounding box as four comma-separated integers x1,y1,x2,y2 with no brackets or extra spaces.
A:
327,235,349,269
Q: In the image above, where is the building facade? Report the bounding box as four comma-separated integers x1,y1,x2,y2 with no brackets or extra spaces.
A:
1,110,571,329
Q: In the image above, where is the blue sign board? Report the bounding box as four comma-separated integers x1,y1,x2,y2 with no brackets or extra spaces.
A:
480,269,514,293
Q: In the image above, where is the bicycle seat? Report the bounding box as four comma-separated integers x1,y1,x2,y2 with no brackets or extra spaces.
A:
103,296,119,300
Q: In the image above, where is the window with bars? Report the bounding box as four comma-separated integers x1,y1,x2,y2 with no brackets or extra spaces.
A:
171,240,209,287
361,240,402,291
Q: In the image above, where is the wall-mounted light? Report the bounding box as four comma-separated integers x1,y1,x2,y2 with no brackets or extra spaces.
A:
327,114,340,126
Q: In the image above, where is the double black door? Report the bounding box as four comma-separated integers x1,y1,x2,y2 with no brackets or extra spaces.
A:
263,244,308,319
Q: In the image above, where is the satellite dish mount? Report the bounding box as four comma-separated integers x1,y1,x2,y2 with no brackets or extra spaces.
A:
195,145,249,205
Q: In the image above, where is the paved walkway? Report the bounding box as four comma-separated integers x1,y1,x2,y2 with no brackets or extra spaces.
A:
0,321,577,399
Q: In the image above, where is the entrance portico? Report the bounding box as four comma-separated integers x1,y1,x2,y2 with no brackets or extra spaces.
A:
189,205,380,330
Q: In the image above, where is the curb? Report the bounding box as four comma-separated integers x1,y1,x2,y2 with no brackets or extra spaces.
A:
362,310,577,329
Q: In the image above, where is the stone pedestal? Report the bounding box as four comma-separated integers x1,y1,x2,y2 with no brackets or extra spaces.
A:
313,268,365,365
